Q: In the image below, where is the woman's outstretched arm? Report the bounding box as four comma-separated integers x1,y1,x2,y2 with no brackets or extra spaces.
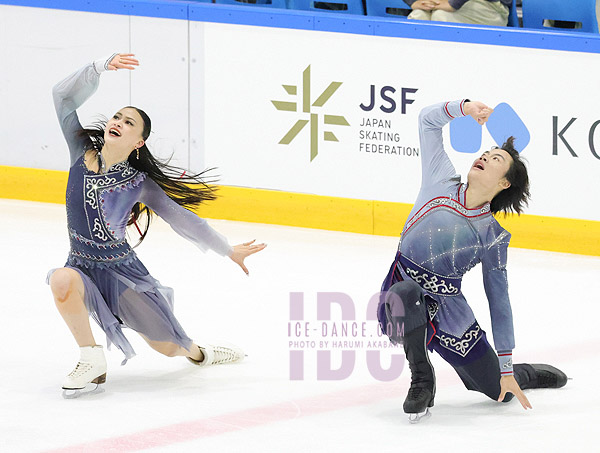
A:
139,178,266,274
52,53,138,166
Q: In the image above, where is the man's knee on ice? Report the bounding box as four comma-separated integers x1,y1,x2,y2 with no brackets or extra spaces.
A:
385,280,428,341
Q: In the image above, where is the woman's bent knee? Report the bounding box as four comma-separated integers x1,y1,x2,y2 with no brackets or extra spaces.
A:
49,268,82,303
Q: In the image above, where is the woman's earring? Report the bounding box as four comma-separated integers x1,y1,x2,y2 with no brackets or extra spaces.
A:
136,148,140,159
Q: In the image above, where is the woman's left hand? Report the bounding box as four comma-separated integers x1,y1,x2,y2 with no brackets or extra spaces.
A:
229,240,267,275
498,375,532,410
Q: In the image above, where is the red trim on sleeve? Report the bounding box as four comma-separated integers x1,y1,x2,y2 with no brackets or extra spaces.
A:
444,102,454,119
459,100,466,116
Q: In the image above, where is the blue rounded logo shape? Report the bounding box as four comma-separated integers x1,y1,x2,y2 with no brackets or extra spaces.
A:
450,116,482,154
450,102,530,154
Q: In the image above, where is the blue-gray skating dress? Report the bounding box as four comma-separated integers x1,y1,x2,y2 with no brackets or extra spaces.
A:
48,57,232,364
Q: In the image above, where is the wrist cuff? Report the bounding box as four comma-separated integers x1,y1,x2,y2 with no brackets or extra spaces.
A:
93,53,118,75
498,350,514,376
443,99,469,119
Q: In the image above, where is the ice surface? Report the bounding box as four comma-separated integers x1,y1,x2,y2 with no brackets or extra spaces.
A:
1,199,598,452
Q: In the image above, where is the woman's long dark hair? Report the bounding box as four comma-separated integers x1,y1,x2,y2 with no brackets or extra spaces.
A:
79,107,217,246
490,136,530,216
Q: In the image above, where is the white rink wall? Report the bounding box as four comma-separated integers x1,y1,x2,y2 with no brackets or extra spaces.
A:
1,2,600,222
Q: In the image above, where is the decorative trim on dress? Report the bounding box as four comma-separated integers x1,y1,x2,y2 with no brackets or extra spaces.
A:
402,191,490,238
83,161,146,242
68,228,136,268
399,254,461,296
427,301,439,321
436,321,482,357
69,229,126,250
69,159,147,268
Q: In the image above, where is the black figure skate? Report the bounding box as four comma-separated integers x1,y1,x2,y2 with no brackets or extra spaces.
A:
403,325,436,423
515,364,568,390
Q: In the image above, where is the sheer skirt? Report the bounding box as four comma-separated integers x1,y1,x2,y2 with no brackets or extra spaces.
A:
47,257,192,364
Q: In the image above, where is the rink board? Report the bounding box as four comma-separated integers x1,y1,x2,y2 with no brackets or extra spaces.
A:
2,164,598,256
0,1,599,255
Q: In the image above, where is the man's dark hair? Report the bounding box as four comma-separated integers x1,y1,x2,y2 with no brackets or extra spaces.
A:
490,136,530,215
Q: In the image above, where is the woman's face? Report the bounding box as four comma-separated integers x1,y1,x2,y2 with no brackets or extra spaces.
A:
104,107,145,151
467,147,513,193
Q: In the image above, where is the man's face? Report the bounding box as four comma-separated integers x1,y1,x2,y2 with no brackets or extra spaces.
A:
467,147,513,192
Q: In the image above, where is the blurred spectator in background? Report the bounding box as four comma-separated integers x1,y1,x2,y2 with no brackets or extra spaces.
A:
406,0,510,26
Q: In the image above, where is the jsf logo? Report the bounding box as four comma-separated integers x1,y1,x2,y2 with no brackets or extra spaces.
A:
449,103,530,153
288,292,404,381
271,65,350,162
359,85,418,114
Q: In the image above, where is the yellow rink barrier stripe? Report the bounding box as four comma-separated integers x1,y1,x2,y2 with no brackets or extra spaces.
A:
1,165,599,256
1,165,69,204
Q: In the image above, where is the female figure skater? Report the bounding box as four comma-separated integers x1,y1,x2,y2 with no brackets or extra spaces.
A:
49,53,266,398
378,100,567,422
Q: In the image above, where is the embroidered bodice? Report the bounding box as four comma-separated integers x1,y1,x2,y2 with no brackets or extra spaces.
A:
65,156,145,267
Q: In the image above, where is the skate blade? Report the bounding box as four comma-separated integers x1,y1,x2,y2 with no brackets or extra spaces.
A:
62,383,105,399
408,408,431,424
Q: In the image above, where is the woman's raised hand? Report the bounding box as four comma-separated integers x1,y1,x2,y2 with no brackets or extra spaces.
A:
229,240,267,275
107,53,139,71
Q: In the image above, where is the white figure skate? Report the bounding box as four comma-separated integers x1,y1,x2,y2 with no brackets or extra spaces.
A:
187,343,245,367
62,345,107,399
